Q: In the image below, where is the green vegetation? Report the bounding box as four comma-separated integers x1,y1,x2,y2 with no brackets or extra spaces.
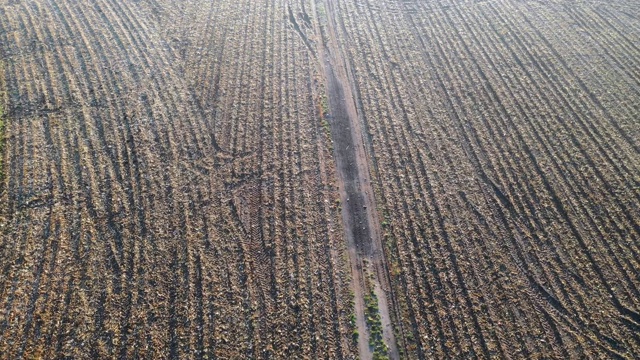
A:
322,118,330,136
320,94,329,116
364,290,389,360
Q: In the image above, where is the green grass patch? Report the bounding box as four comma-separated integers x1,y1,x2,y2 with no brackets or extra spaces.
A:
364,290,389,360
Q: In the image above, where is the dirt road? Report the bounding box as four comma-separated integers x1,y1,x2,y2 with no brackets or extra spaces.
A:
313,1,400,358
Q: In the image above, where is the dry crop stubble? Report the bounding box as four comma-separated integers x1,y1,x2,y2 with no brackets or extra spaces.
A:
0,0,639,359
0,0,355,358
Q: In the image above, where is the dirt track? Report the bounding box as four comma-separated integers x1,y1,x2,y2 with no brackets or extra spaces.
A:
316,0,399,358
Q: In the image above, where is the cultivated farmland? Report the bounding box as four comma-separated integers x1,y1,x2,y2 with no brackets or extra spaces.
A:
1,0,639,359
0,1,354,358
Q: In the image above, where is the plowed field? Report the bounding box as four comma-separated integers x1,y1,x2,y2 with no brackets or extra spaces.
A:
1,1,638,359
